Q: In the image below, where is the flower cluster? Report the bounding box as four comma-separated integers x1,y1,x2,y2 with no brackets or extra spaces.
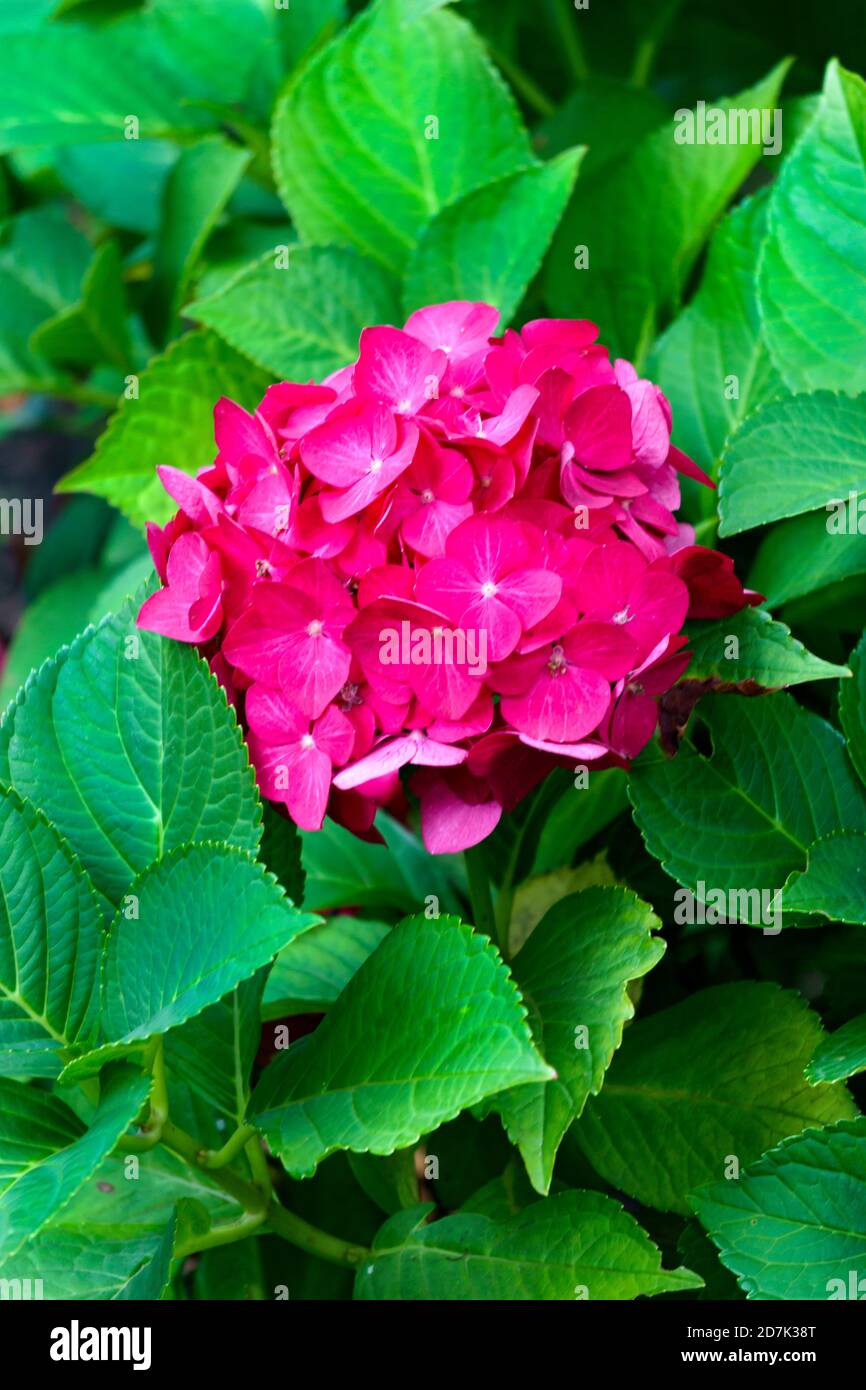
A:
139,301,758,852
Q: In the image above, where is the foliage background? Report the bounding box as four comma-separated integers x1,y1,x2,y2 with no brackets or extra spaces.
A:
0,0,865,1303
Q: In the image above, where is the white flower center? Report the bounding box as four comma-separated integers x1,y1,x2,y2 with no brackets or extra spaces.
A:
307,620,323,637
481,581,497,599
300,733,315,749
369,457,383,473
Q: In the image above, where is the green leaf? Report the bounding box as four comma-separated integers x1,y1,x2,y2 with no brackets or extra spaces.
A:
263,914,390,1018
299,812,461,916
0,1227,173,1301
841,628,866,786
532,768,629,875
271,0,533,273
490,887,665,1194
148,135,251,344
57,330,270,529
758,62,866,394
629,694,866,916
250,914,552,1177
749,508,866,608
544,62,790,363
31,239,132,373
806,1015,866,1084
648,194,784,475
165,969,267,1124
55,140,178,236
0,22,205,150
536,77,669,179
259,803,305,905
691,1118,866,1300
782,834,866,925
0,206,91,392
103,846,318,1045
193,1235,265,1300
718,391,866,535
676,1220,743,1301
0,788,102,1077
355,1191,702,1300
0,591,262,910
1,552,153,710
403,151,582,328
189,244,401,380
113,1212,175,1301
683,606,850,687
575,982,856,1214
0,1064,151,1261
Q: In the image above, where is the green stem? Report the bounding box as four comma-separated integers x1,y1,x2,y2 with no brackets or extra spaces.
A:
200,1122,257,1170
245,1136,273,1198
548,0,589,81
161,1121,367,1269
629,0,683,87
266,1200,370,1268
174,1208,266,1261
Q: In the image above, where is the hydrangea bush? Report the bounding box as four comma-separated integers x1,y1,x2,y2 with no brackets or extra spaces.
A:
0,0,865,1315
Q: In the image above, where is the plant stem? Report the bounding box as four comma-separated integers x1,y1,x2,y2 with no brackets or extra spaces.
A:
200,1122,258,1169
160,1120,368,1268
266,1199,370,1268
548,0,589,82
629,0,683,87
174,1208,267,1261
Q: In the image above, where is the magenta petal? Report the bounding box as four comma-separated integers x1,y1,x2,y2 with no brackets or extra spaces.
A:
417,776,502,854
501,665,611,742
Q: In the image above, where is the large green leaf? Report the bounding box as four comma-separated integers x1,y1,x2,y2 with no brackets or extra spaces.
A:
0,22,204,150
807,1015,866,1084
0,592,262,910
403,151,582,328
0,1064,151,1261
355,1192,702,1300
263,915,390,1018
691,1119,866,1299
251,915,552,1177
648,195,783,476
782,834,866,925
532,768,629,875
758,62,866,394
189,245,401,380
629,694,866,916
0,789,102,1078
103,846,317,1045
271,0,533,273
0,1227,169,1301
147,135,250,343
749,509,866,608
544,62,790,362
841,628,866,786
683,607,850,687
718,391,866,535
57,330,270,528
575,983,856,1214
490,887,665,1195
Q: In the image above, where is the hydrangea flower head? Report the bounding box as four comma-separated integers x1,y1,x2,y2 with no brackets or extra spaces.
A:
139,301,760,853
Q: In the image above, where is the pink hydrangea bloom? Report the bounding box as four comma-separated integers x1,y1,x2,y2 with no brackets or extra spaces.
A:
139,301,760,851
